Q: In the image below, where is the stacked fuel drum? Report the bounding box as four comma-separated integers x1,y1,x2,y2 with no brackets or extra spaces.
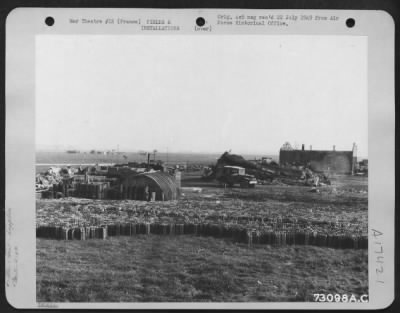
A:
36,222,367,249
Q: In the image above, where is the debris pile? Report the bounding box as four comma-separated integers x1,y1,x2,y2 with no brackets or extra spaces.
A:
36,170,64,192
214,152,330,187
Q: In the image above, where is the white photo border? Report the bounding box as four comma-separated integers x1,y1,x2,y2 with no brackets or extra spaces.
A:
5,8,395,309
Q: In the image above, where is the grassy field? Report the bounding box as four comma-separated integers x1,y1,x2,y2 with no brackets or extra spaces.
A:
37,236,367,302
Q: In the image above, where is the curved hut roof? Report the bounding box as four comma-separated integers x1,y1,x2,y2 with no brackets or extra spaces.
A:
122,171,178,200
139,171,178,196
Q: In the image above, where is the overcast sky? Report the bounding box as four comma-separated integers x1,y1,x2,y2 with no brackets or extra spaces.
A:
36,35,367,156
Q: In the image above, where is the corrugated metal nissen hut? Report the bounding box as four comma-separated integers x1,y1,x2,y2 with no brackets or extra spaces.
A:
121,171,179,201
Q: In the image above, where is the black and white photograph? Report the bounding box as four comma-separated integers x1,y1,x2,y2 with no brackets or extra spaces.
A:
5,8,395,309
34,33,370,302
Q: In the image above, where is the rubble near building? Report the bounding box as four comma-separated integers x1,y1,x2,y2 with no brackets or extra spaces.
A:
215,151,330,187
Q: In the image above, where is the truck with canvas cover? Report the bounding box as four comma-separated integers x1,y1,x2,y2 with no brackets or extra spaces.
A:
216,165,257,188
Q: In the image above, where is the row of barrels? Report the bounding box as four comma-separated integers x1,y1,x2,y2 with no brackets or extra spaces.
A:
36,223,367,249
73,182,110,200
50,182,111,200
52,184,75,198
36,225,107,240
246,230,367,249
205,216,361,228
36,214,366,237
103,210,363,230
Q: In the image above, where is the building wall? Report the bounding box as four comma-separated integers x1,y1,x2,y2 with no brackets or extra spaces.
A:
279,150,354,174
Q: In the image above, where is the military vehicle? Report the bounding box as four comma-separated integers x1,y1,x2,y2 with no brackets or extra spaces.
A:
215,165,257,188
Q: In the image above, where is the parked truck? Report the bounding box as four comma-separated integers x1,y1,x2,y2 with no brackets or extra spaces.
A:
216,165,257,188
